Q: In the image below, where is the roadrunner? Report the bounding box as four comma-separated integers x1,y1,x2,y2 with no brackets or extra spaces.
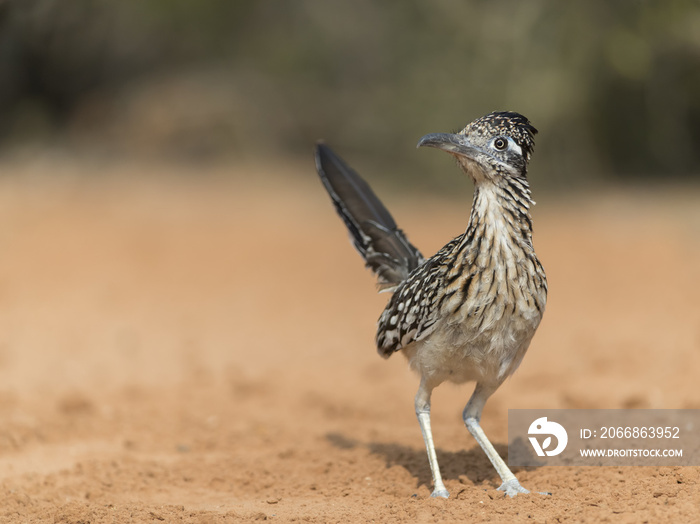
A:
314,111,547,498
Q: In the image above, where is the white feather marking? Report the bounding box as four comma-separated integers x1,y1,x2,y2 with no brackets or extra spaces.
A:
507,137,522,155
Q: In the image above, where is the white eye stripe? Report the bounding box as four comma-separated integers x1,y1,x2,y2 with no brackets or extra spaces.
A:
507,137,522,155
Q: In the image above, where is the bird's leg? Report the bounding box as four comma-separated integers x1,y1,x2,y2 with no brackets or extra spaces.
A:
463,382,529,497
415,379,449,498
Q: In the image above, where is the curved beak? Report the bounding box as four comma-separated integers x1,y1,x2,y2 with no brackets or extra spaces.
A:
416,133,482,160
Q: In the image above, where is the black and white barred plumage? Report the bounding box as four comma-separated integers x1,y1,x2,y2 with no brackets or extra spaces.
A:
315,111,548,498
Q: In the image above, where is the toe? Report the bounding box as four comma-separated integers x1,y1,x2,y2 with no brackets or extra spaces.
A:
430,488,450,498
497,479,530,497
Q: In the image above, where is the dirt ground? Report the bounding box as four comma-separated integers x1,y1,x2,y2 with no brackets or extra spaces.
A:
0,158,699,523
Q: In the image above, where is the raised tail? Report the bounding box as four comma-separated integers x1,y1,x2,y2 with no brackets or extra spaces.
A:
315,143,424,290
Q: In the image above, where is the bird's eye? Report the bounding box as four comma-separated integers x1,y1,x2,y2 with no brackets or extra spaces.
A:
493,137,508,151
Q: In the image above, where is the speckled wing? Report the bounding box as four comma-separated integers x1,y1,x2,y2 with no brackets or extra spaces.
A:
376,237,462,357
315,143,424,288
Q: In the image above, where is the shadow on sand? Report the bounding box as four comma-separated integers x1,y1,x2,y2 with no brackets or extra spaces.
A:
325,432,539,492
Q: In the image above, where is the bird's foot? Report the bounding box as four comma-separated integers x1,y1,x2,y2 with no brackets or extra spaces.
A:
497,479,530,497
497,479,552,497
430,488,450,499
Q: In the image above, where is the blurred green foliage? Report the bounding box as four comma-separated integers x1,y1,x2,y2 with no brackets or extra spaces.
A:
0,0,699,188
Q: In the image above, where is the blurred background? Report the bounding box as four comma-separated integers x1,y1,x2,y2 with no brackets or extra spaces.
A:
1,3,700,520
0,0,699,190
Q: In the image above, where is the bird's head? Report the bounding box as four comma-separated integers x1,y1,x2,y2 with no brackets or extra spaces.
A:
417,111,537,182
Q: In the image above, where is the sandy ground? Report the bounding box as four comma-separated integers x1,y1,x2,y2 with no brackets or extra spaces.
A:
0,159,699,523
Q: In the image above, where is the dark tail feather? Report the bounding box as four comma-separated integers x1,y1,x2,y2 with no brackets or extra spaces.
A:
314,142,424,289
